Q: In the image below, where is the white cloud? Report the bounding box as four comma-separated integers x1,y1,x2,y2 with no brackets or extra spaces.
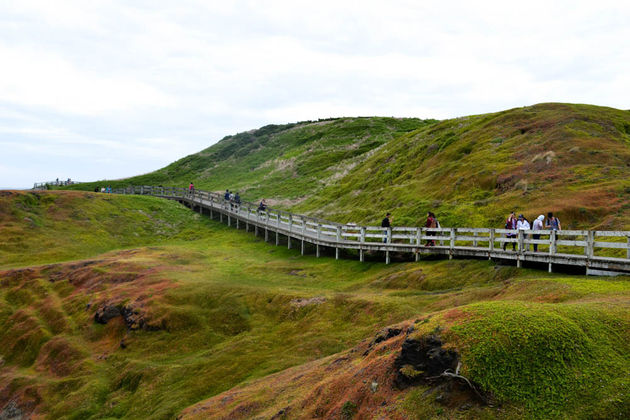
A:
0,0,629,188
0,44,174,115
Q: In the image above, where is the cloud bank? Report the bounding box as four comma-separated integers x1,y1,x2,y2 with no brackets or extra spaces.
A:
1,0,628,188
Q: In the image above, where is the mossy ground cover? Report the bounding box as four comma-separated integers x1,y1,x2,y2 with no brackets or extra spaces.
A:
1,192,629,418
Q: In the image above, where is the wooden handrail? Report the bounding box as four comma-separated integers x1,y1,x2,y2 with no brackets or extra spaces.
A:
108,185,630,273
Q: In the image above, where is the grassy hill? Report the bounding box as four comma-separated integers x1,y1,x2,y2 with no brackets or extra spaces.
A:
67,103,630,230
0,190,211,269
69,117,433,206
1,192,629,419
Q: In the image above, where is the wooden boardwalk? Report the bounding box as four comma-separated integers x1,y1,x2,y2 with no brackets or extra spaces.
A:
113,186,630,276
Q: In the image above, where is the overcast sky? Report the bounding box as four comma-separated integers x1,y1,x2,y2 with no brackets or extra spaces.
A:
1,1,629,188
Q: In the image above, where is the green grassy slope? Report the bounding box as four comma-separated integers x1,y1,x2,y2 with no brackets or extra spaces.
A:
0,190,210,269
1,192,628,419
68,117,433,204
296,103,630,228
67,103,630,230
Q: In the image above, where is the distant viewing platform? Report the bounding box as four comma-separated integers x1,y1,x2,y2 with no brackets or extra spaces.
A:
33,179,80,189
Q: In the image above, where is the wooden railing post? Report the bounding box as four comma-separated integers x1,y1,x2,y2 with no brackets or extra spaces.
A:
516,230,524,268
335,226,342,260
586,231,594,259
549,230,557,272
488,229,495,261
387,227,392,244
449,228,455,259
360,227,366,244
287,214,293,249
549,230,557,255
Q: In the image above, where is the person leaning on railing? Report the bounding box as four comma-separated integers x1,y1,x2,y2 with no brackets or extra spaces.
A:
546,212,561,231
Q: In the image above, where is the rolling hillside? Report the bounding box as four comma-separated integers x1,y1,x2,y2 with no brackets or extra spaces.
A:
69,103,630,230
7,103,630,418
70,117,433,206
1,192,628,419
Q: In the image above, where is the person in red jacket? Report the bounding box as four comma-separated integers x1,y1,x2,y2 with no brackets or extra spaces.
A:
503,212,517,251
425,212,437,246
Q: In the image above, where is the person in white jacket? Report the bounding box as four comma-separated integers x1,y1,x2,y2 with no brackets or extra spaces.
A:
532,215,544,252
517,214,531,251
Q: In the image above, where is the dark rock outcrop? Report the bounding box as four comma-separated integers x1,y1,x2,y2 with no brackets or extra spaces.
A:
94,303,159,331
94,305,121,324
394,334,458,388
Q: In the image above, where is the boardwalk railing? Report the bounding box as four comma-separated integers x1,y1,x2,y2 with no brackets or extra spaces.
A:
111,186,630,275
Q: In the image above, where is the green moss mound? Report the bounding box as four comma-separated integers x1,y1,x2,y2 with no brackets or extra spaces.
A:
411,300,630,418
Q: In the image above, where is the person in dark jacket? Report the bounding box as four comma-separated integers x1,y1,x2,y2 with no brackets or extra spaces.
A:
546,212,561,231
381,213,391,243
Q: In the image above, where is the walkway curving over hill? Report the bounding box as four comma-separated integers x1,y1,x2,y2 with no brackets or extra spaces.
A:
112,186,630,276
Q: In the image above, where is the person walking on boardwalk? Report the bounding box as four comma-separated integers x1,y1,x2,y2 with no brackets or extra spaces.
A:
532,215,544,252
425,212,437,246
228,191,235,210
546,212,561,231
224,190,231,210
234,192,241,209
188,182,194,194
381,213,392,243
258,199,267,212
503,212,517,251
